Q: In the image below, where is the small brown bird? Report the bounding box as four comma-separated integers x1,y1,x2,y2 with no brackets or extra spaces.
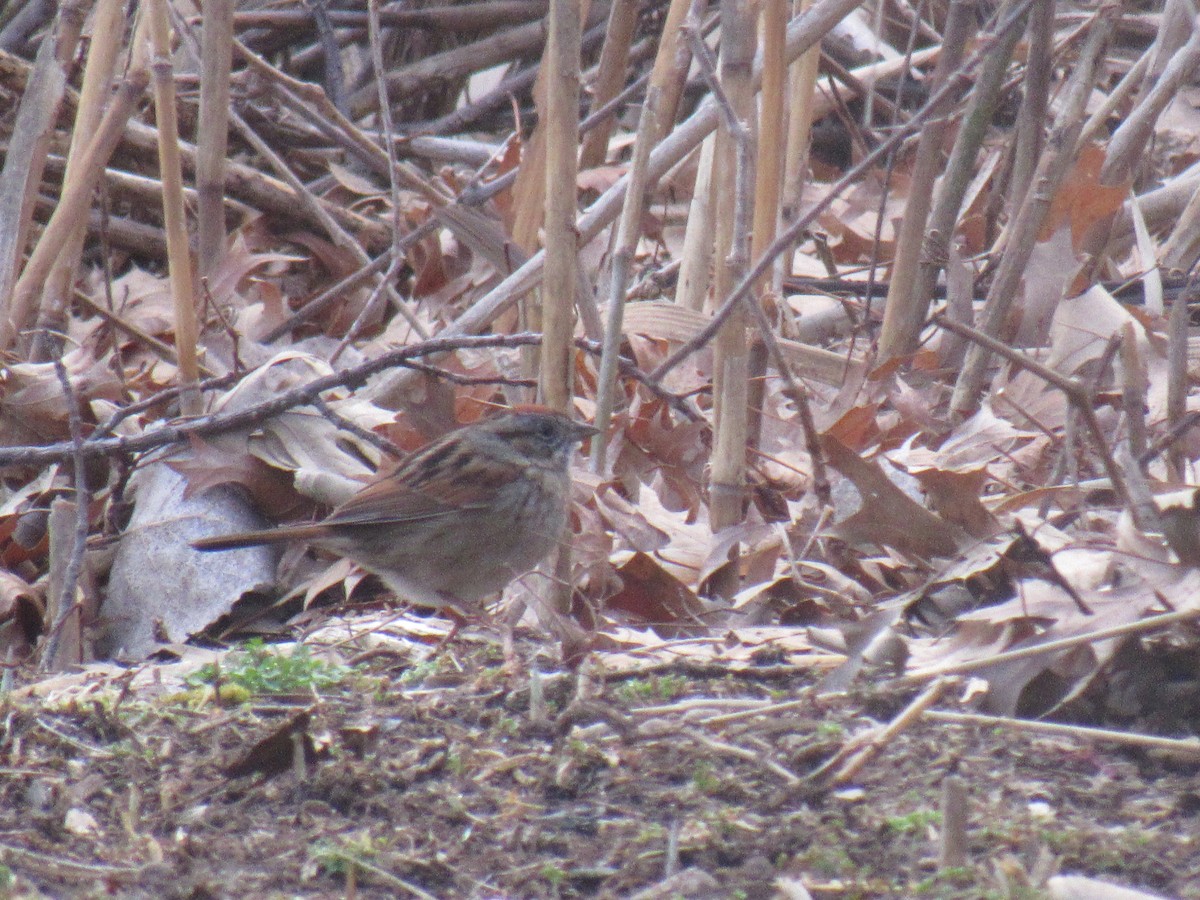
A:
193,408,595,613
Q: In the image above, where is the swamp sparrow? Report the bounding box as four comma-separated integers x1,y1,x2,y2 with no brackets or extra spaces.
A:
193,408,595,612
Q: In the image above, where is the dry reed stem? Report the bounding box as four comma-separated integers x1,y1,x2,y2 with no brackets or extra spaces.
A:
41,157,253,221
542,0,583,414
146,0,202,414
422,14,616,136
1102,19,1200,186
228,1,548,32
938,775,968,870
1149,31,1200,272
36,86,390,247
647,0,698,144
592,0,710,453
623,301,863,384
824,678,951,785
196,0,234,276
32,0,122,363
1081,50,1150,150
508,5,566,382
1144,0,1194,82
876,0,975,362
30,200,165,258
1007,0,1054,210
372,0,865,406
0,8,83,345
1120,320,1148,465
1161,180,1200,275
0,1,57,53
707,0,756,554
923,710,1200,757
648,0,960,385
346,12,603,119
811,47,942,121
670,0,714,313
40,360,89,673
511,83,551,256
591,83,662,472
543,0,585,618
949,3,1117,420
3,66,148,352
1166,281,1191,480
674,132,717,311
750,0,787,294
780,0,820,278
579,0,639,170
42,497,85,672
911,0,1027,341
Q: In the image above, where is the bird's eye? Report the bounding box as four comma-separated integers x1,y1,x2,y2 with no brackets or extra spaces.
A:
536,418,557,441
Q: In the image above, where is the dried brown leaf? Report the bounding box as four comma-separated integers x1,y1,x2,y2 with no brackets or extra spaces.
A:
911,468,999,539
823,435,966,558
605,552,705,626
1039,142,1129,247
592,482,670,553
168,436,300,521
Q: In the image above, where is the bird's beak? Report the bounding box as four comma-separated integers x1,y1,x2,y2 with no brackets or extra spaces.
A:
573,421,600,443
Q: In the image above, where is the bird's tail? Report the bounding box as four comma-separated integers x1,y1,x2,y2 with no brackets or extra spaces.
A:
191,523,324,552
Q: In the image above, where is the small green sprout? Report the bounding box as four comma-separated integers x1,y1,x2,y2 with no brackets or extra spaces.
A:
187,639,349,696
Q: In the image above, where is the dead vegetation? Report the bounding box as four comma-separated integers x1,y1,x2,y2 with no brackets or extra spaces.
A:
1,0,1200,896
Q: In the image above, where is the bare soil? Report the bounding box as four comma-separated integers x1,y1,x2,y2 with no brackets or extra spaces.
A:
1,625,1198,900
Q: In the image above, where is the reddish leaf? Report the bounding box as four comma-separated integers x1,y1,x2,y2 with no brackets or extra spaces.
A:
1038,142,1129,247
605,552,704,626
168,437,302,521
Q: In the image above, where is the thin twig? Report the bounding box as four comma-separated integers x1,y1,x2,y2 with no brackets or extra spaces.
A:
261,251,392,344
303,0,347,114
329,854,440,900
899,608,1200,685
924,710,1200,757
3,334,700,468
684,728,801,786
329,0,429,360
310,396,403,459
821,678,952,785
0,334,543,467
0,842,139,879
933,312,1135,516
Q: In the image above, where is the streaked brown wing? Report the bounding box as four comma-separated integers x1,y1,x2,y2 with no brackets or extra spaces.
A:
323,447,519,527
